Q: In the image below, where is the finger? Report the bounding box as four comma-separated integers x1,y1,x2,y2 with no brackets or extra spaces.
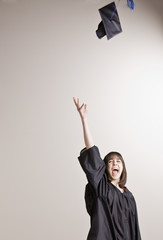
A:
84,104,87,109
73,97,79,108
79,103,84,110
73,97,77,106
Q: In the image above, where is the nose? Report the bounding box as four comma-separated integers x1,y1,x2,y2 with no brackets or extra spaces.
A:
113,161,118,165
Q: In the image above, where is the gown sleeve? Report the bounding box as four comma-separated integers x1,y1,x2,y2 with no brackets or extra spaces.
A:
78,145,106,191
134,199,142,240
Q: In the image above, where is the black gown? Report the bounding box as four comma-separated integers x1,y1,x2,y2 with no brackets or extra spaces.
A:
78,145,142,240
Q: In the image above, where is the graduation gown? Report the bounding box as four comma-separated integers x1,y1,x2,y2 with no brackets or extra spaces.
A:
78,145,142,240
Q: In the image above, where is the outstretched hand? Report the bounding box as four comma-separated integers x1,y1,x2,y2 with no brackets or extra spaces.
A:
73,97,88,120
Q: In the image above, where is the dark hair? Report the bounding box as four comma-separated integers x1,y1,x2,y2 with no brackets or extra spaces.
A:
103,151,127,188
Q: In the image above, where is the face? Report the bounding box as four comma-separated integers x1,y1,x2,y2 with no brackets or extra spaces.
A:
107,155,123,181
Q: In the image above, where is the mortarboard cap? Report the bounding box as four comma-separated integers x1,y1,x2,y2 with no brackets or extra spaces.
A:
96,2,122,40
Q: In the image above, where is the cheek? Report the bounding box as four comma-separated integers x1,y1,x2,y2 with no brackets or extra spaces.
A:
107,165,112,174
120,165,123,172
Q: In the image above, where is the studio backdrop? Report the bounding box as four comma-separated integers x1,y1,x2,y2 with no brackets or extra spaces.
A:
0,0,163,239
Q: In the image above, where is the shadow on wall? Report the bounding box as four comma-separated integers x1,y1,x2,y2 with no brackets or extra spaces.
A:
141,0,163,22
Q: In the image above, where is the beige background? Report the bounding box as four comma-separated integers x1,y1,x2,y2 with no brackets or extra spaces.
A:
0,0,163,239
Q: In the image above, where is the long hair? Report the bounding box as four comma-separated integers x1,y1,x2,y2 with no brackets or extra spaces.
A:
103,151,127,188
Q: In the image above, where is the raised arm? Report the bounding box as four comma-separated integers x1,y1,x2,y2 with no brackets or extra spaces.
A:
73,97,94,149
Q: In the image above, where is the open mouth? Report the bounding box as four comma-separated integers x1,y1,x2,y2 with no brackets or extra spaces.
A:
112,169,119,176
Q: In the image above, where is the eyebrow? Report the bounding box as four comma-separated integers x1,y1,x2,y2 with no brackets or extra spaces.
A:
109,158,121,160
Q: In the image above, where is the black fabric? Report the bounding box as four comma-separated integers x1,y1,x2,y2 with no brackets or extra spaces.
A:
96,21,106,39
96,2,122,40
78,145,142,240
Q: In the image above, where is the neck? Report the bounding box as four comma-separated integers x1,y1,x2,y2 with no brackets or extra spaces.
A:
110,179,120,187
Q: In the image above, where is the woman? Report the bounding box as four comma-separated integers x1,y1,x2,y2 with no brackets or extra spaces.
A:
73,97,142,240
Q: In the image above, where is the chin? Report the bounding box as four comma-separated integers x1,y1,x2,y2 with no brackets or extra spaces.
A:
110,174,121,180
113,177,120,180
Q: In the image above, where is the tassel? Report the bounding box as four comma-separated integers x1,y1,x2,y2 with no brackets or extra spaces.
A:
110,0,120,20
127,0,135,10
